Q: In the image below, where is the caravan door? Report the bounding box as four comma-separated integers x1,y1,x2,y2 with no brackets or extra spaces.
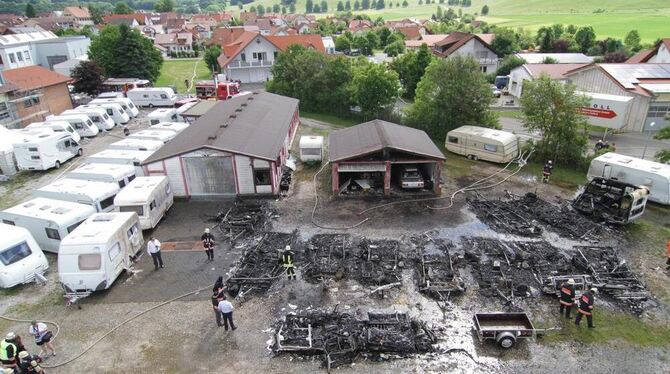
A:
603,164,612,179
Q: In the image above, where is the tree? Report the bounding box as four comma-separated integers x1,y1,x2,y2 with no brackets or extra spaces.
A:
289,3,296,12
362,0,370,9
313,4,321,12
520,75,589,165
654,126,670,163
354,0,360,9
345,0,352,10
390,44,433,99
305,0,313,12
402,0,408,6
377,0,385,9
491,28,518,56
89,5,104,24
495,55,524,76
604,51,628,63
481,4,488,15
321,0,328,12
155,0,176,12
377,27,392,47
282,6,287,13
25,3,35,18
335,34,352,51
337,1,344,10
71,60,105,96
273,4,281,12
384,40,405,57
371,0,377,8
624,30,641,52
114,2,133,14
249,5,257,13
351,62,400,119
541,56,558,64
365,31,379,50
405,55,496,140
204,45,221,72
536,26,555,53
575,26,596,54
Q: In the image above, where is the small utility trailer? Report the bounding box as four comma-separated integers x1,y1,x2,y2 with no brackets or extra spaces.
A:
474,312,543,348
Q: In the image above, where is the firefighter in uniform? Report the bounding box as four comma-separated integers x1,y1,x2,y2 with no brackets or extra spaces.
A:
0,333,18,369
281,245,296,281
575,287,597,328
558,278,576,318
201,228,216,261
542,160,553,183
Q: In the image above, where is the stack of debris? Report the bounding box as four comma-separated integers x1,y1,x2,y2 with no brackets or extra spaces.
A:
303,234,352,283
415,236,465,301
217,200,277,242
355,239,405,287
272,309,436,369
467,195,543,237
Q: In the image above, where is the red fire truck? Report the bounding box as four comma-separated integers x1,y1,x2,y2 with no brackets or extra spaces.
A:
195,80,241,100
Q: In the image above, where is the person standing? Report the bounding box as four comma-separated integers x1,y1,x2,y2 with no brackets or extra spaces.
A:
0,332,22,368
281,246,296,281
27,321,55,359
665,239,670,271
217,296,237,331
542,160,553,183
147,237,163,270
558,279,576,318
17,351,44,373
211,285,225,327
201,228,216,261
575,288,597,328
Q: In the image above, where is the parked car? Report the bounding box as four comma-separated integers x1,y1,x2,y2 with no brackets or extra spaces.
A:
398,166,425,189
491,85,502,98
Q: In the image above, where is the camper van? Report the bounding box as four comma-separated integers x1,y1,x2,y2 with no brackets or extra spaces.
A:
86,149,154,177
147,108,179,125
445,126,521,163
97,92,125,99
58,212,142,294
108,138,164,152
0,125,27,176
13,133,82,170
0,198,96,253
114,176,173,230
101,78,151,92
299,136,324,162
26,121,82,142
68,163,136,188
49,114,99,138
62,108,115,130
128,129,175,143
588,153,670,205
33,179,120,212
90,98,139,118
127,87,177,107
78,103,130,125
175,100,198,120
0,223,49,288
149,121,189,134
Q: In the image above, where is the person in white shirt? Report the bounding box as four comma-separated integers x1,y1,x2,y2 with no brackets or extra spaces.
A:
28,320,55,358
217,296,237,331
146,237,163,270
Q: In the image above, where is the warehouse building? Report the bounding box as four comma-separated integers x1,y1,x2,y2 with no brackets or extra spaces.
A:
141,92,299,198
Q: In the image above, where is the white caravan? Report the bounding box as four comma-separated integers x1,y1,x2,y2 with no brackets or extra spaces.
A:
49,114,99,137
90,98,139,118
0,223,49,289
78,103,129,125
149,121,189,134
445,126,522,163
127,87,177,107
0,198,96,253
68,163,136,188
33,179,120,212
108,138,164,152
62,108,115,130
588,153,670,205
26,121,81,142
299,135,324,162
0,125,24,176
175,101,198,121
114,176,173,230
147,108,179,125
128,129,175,143
86,149,154,177
97,92,125,99
58,212,142,294
13,133,82,170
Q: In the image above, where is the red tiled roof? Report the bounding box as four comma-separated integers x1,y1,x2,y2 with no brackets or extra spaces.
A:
240,12,257,23
523,63,589,80
476,33,494,45
433,32,497,58
396,26,421,40
266,34,325,53
63,6,90,19
244,18,271,30
103,13,148,25
405,34,449,48
217,31,262,68
208,26,248,46
3,65,71,91
626,49,654,64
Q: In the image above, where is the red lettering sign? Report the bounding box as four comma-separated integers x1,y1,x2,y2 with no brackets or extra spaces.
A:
578,107,617,119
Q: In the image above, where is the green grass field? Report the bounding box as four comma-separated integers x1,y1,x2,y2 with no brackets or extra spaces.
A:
155,59,210,94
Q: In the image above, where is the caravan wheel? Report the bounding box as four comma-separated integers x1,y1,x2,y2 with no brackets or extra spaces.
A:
77,148,84,156
54,161,61,169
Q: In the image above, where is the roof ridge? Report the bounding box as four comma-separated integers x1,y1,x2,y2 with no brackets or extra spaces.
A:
373,119,390,148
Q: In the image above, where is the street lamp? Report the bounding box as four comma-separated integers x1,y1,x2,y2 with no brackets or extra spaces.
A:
641,122,655,159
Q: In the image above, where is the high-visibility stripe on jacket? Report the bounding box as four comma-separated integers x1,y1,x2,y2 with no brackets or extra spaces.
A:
578,292,594,315
282,253,294,268
0,339,16,361
559,284,575,306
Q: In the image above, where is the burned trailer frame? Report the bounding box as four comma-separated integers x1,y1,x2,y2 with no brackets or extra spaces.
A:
302,234,353,283
216,200,277,242
572,177,649,224
416,237,465,300
357,239,405,287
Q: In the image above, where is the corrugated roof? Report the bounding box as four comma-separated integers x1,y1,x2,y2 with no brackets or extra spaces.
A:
328,120,445,162
143,92,299,164
523,63,589,80
3,65,71,90
180,100,217,117
515,53,593,64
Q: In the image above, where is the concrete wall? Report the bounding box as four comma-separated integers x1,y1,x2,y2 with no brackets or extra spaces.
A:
34,37,90,69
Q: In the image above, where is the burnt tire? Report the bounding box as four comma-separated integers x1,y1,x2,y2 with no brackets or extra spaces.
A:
498,336,515,348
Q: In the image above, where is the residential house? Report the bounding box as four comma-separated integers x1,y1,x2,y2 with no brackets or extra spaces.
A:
348,20,373,34
154,32,194,56
626,39,670,63
62,6,93,26
405,34,449,49
239,12,257,23
322,36,335,54
244,19,272,36
0,31,58,71
103,14,151,27
395,26,423,41
141,25,165,39
158,12,180,25
185,23,213,39
0,14,25,28
208,26,250,47
141,92,300,197
431,32,500,73
166,18,187,33
271,26,298,36
295,22,311,34
514,53,593,64
508,63,588,98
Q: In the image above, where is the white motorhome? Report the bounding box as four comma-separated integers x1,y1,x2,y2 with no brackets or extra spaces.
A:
0,223,49,289
90,98,139,118
86,149,154,177
299,135,324,162
58,212,142,294
0,198,96,253
445,126,521,163
588,153,670,205
13,133,82,170
49,114,99,138
78,103,130,125
147,108,179,125
108,138,164,152
62,108,115,130
97,92,125,99
0,125,24,176
128,129,175,144
175,101,198,121
114,176,173,230
26,121,82,142
68,163,136,188
127,87,177,107
149,121,189,134
33,179,120,212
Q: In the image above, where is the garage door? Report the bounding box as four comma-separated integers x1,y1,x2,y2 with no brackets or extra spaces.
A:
183,156,236,195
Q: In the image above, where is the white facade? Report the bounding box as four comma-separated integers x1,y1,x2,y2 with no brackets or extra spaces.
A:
508,66,532,98
0,32,90,72
649,43,670,63
224,36,278,83
33,36,90,70
449,38,499,74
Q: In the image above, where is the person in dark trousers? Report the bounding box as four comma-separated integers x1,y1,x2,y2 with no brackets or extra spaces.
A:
217,296,236,331
575,287,597,328
123,126,130,136
211,285,225,327
0,332,24,368
281,245,296,280
201,228,216,261
17,351,44,373
558,278,576,318
146,237,163,270
542,160,553,183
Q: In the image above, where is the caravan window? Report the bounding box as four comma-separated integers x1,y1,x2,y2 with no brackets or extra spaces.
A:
448,136,459,144
483,144,498,152
45,228,61,240
119,179,127,188
149,200,157,210
78,253,101,270
2,220,15,225
100,195,116,211
108,242,121,261
74,122,84,129
160,94,168,99
127,224,139,239
0,241,32,266
120,205,144,216
128,175,136,183
64,140,72,147
67,220,84,233
106,109,113,116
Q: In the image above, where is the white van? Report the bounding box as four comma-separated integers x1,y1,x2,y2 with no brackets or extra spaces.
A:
114,176,173,230
58,212,142,294
78,103,130,125
86,149,154,177
445,126,521,163
13,133,82,170
62,108,115,130
108,138,164,152
33,179,120,212
0,198,96,253
49,114,99,138
128,129,175,144
68,163,136,188
588,153,670,205
127,87,177,107
90,98,139,118
149,121,189,134
26,121,82,143
299,136,324,162
0,223,49,289
147,108,179,125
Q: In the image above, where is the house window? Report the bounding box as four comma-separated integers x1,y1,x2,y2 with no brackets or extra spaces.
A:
8,53,15,63
253,52,267,61
108,242,121,261
16,52,23,62
240,53,246,62
476,51,488,59
45,227,61,240
24,51,30,60
274,51,278,58
254,169,271,186
0,102,10,120
24,98,33,108
32,97,39,105
481,66,487,73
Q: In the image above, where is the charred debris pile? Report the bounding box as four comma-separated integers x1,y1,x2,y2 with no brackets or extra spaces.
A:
216,200,279,242
412,235,465,301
